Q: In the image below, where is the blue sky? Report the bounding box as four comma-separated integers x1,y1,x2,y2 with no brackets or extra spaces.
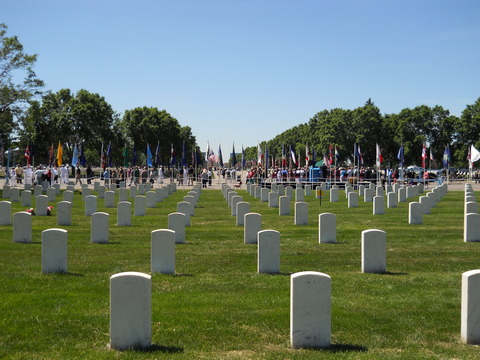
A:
3,0,480,151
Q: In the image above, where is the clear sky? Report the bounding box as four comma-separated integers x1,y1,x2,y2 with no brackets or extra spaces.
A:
3,0,480,152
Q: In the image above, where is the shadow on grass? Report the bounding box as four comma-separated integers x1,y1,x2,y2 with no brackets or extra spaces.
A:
381,271,409,276
142,344,184,354
304,343,368,353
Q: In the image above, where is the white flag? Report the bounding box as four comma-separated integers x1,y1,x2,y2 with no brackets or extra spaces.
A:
471,144,480,163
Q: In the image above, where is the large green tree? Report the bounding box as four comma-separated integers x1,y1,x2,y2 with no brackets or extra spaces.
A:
0,23,44,147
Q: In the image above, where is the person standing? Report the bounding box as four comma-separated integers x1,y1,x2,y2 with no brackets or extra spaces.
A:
75,165,82,186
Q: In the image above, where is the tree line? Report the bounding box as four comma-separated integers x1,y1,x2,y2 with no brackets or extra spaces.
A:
1,23,479,170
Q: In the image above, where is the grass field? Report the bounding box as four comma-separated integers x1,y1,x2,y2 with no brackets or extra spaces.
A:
1,183,480,359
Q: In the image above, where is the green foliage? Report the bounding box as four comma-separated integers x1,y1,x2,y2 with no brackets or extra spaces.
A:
0,23,44,146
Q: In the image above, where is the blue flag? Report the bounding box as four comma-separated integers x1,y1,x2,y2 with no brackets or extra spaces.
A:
218,145,224,167
443,145,451,168
107,142,112,167
397,145,404,167
146,144,153,167
231,143,237,167
155,141,161,165
79,144,86,166
72,144,79,166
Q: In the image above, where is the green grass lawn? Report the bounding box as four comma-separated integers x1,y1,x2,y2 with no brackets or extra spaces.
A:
1,184,480,359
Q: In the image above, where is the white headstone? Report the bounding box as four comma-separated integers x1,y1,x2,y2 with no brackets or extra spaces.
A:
244,212,261,244
13,211,32,243
261,188,269,202
183,195,196,212
42,228,68,273
146,191,156,208
290,271,331,349
10,187,20,202
419,196,431,214
398,187,407,202
82,187,92,201
387,192,397,208
134,195,146,216
91,212,109,244
285,186,293,199
294,202,308,225
168,212,186,244
21,190,32,207
330,188,338,202
258,230,280,274
57,201,72,226
358,185,365,196
279,196,291,216
406,186,415,199
464,213,480,242
461,269,480,344
34,185,42,197
268,191,279,208
3,184,11,198
129,185,138,199
236,202,250,226
104,191,115,208
295,188,304,202
348,191,358,208
177,202,192,226
118,188,128,202
364,188,374,202
304,184,312,197
63,190,74,203
85,195,97,216
36,195,48,216
409,202,423,224
98,185,106,199
361,229,386,273
110,272,151,350
0,201,12,225
151,229,175,274
373,196,384,215
465,201,479,215
231,195,243,216
319,213,336,244
117,201,131,226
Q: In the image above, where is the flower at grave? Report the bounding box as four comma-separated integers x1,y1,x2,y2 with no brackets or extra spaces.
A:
47,206,53,216
25,208,36,215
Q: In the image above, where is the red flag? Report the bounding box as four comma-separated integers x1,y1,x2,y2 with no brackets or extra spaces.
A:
422,144,427,168
24,146,31,166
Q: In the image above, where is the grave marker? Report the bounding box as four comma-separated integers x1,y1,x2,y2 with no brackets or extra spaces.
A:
42,228,68,273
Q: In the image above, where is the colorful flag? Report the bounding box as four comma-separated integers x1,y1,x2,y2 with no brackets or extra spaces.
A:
264,144,268,172
56,141,63,167
290,145,297,166
48,144,54,166
282,144,286,168
305,143,310,166
422,144,427,168
24,145,31,166
329,144,333,165
218,144,224,167
376,143,383,168
397,145,404,167
72,144,79,166
443,145,450,168
170,143,176,166
335,147,339,163
356,144,363,165
181,141,186,166
146,144,153,167
257,144,263,166
205,142,210,162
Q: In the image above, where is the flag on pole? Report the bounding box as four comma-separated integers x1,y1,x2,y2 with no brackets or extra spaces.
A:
6,147,11,185
106,142,112,167
376,143,383,169
397,145,404,167
356,144,363,166
282,144,286,168
443,145,451,168
218,145,223,167
241,146,246,169
205,142,210,163
56,141,63,167
146,144,153,167
305,143,310,166
470,144,480,163
430,148,434,162
335,147,339,163
155,141,160,165
422,144,427,168
72,144,79,166
329,144,333,166
264,144,268,172
170,143,176,166
48,144,54,166
290,145,297,167
231,143,237,167
257,144,263,166
24,145,31,166
182,141,186,166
